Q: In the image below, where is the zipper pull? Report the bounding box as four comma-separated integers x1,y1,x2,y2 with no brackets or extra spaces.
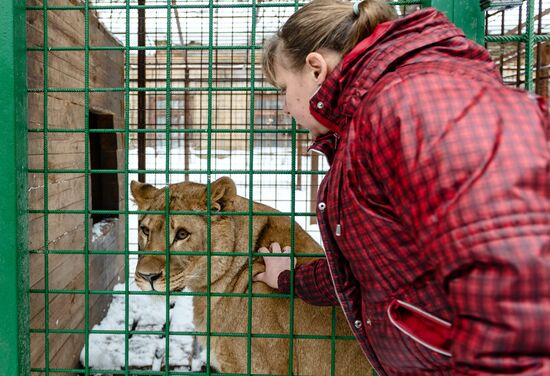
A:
335,224,341,237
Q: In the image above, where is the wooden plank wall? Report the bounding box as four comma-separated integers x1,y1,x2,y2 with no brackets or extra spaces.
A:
27,0,126,371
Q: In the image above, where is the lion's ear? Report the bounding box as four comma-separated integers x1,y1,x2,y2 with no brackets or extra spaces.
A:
131,180,158,207
209,176,236,212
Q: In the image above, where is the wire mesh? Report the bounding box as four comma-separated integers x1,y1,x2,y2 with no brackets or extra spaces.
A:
485,0,550,94
21,0,548,375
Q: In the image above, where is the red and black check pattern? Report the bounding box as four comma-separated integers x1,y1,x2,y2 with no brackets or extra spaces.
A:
278,8,550,375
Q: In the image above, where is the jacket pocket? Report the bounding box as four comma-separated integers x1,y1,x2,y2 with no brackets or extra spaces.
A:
387,299,452,357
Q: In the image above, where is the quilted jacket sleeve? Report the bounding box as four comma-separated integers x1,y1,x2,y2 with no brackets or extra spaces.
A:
365,70,550,374
277,259,340,306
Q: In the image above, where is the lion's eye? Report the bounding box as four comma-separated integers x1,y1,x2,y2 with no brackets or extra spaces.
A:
175,229,189,241
140,225,150,236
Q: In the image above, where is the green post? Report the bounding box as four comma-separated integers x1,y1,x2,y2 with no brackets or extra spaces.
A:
0,0,29,374
423,0,485,45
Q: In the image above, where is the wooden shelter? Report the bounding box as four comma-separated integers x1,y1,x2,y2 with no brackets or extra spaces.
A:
26,0,126,370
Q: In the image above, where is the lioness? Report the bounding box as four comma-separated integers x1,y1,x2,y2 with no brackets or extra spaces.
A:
131,177,372,375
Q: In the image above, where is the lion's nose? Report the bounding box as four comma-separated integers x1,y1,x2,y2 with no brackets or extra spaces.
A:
136,271,162,284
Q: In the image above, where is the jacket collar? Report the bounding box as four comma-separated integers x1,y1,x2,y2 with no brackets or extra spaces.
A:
308,8,473,153
308,132,339,165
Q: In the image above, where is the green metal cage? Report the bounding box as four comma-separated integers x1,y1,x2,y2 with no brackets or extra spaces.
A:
1,0,548,374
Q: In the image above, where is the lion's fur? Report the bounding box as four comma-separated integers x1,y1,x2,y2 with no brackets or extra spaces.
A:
131,177,372,375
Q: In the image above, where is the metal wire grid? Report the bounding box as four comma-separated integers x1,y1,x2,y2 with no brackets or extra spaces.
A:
10,0,546,375
485,0,550,93
24,1,395,374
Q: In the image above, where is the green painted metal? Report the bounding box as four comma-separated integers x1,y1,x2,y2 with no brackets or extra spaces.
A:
484,3,541,92
165,1,173,375
423,0,542,92
41,0,50,372
486,34,550,43
248,1,258,374
524,0,535,91
0,0,29,375
206,1,214,374
84,0,91,374
123,0,131,373
422,0,485,44
18,0,541,375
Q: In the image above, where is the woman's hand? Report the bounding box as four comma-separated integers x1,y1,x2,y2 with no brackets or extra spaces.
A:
253,242,297,289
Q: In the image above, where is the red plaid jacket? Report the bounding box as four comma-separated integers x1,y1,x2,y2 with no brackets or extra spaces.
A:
277,8,550,375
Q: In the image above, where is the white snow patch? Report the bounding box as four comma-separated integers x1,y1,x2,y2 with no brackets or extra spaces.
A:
80,281,202,373
91,218,119,243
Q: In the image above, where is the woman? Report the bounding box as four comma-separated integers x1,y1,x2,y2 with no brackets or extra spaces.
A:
253,0,550,374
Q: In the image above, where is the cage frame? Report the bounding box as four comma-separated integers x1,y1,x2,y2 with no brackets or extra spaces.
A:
1,0,549,374
0,0,30,374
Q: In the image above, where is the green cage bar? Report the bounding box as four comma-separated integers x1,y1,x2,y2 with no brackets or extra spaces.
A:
0,0,30,375
84,0,91,373
423,0,485,44
489,0,548,92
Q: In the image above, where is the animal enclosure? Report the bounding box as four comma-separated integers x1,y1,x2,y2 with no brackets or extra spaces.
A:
0,0,549,375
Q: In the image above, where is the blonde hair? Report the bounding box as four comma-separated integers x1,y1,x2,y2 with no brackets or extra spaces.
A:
263,0,397,86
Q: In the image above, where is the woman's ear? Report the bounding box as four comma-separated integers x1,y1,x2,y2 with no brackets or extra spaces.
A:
305,52,329,85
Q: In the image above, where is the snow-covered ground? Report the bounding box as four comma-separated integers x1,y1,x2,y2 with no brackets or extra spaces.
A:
80,281,203,372
82,145,327,373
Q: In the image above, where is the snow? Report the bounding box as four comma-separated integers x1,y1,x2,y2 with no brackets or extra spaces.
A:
91,218,119,243
80,281,202,372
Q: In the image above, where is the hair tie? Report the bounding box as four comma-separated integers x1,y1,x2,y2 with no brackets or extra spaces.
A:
352,1,361,16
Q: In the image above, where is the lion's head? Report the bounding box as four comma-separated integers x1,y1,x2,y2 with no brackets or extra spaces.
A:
130,177,240,292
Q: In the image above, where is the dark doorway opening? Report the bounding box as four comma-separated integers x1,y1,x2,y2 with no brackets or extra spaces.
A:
89,112,119,224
